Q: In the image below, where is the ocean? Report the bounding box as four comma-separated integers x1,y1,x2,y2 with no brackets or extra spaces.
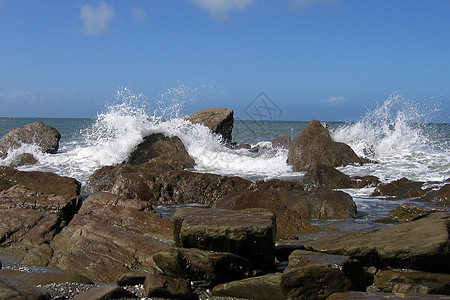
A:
1,92,449,234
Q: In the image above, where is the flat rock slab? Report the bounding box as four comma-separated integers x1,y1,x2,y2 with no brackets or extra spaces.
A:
211,273,284,300
304,212,450,273
374,269,450,293
72,286,137,300
0,275,50,300
0,269,93,286
174,208,276,270
327,291,450,299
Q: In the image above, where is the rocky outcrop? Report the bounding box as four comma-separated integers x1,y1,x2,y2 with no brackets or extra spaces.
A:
185,107,234,143
126,133,194,169
287,120,360,171
303,212,450,273
418,184,450,207
372,177,431,198
0,121,61,158
0,167,81,263
376,203,448,223
152,247,252,285
173,208,276,270
49,192,173,282
84,163,252,206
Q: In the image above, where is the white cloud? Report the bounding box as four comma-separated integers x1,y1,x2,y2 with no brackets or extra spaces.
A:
287,0,340,10
320,96,349,103
190,0,256,21
80,1,115,35
132,7,147,23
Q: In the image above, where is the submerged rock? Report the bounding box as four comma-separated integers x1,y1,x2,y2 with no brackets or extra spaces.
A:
173,208,276,270
185,107,234,143
287,120,360,172
0,121,61,158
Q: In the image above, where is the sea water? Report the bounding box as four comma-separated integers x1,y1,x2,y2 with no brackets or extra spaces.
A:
1,89,449,233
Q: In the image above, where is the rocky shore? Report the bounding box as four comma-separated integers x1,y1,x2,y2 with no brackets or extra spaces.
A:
0,108,449,299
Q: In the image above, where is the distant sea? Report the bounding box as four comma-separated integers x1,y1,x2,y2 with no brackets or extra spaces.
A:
1,92,449,234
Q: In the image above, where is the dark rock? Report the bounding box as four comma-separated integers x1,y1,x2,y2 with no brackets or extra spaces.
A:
72,286,137,300
418,184,450,207
376,203,448,223
116,273,149,286
371,177,432,198
326,291,450,299
84,163,252,206
303,212,450,273
185,107,234,143
374,269,450,293
144,274,192,299
287,120,360,172
0,274,51,300
49,193,173,283
275,244,306,262
351,175,381,188
173,208,276,270
289,190,357,219
152,247,252,284
0,269,93,286
0,121,61,158
281,265,353,300
392,282,450,295
10,153,39,167
212,273,284,300
127,133,194,169
272,135,291,149
284,250,366,292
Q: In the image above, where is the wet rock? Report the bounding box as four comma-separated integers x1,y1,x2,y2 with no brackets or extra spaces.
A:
303,212,450,273
72,286,137,300
289,190,357,219
0,168,81,263
392,282,450,295
287,120,360,172
418,184,450,207
284,250,366,292
301,165,380,191
144,274,192,299
0,121,61,158
173,208,276,270
152,247,252,284
127,133,195,169
272,135,291,149
371,177,431,198
374,269,450,293
0,274,50,300
84,163,252,206
212,273,284,300
9,153,39,167
326,291,450,299
0,269,93,286
376,203,448,223
281,265,353,300
185,107,234,143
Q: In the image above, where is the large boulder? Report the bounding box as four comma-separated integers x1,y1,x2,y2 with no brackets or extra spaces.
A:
84,163,252,206
173,208,276,270
152,247,252,285
0,167,82,263
185,107,234,143
48,193,173,282
126,133,194,169
0,121,61,158
303,212,450,273
287,120,360,171
371,177,432,198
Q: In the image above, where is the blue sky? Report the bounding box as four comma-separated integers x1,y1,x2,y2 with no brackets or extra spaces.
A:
0,0,449,121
